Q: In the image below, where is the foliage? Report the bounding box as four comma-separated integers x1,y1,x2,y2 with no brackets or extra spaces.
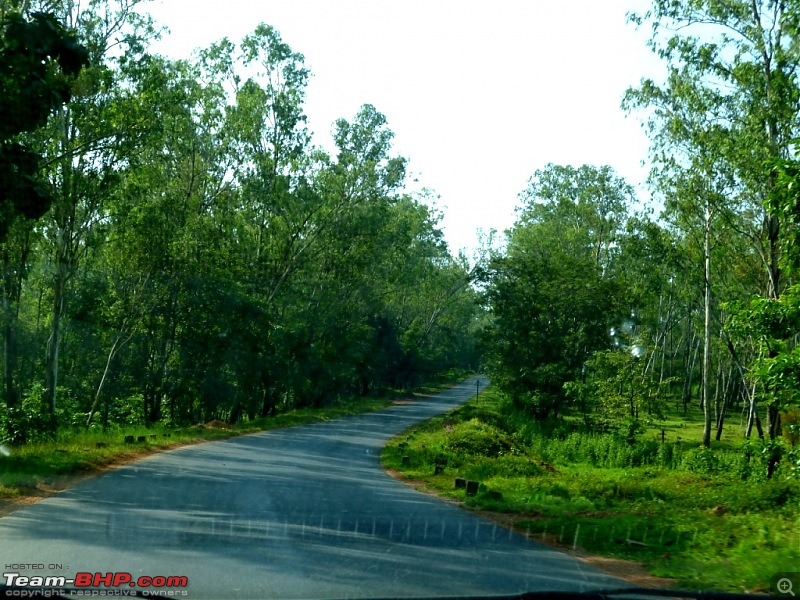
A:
625,0,800,450
0,371,471,502
782,407,800,447
444,418,512,459
0,7,481,440
481,164,630,420
0,9,88,238
725,155,800,442
568,349,671,434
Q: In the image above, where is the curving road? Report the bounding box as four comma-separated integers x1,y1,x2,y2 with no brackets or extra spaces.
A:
0,377,625,599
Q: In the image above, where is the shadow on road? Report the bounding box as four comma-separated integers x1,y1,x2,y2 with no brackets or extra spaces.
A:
0,378,627,599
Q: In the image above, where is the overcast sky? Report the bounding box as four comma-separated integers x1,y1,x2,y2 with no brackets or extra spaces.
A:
144,0,664,255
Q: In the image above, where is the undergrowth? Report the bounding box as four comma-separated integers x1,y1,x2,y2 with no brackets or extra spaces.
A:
382,386,800,593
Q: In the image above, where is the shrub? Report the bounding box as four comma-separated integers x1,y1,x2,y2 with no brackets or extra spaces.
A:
490,454,542,477
107,394,145,427
656,441,677,468
1,384,59,445
629,439,660,467
682,446,720,474
445,419,512,458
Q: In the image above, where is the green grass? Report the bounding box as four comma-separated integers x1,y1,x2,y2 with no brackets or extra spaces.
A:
0,371,470,499
382,387,800,593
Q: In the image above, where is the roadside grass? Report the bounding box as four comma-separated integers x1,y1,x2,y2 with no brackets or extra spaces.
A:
382,386,800,593
0,370,471,500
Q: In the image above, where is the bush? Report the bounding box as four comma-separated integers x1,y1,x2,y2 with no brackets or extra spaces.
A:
656,441,677,468
445,419,512,458
785,448,800,480
488,454,542,477
682,446,720,474
107,394,145,427
629,439,660,467
737,438,792,481
527,429,670,469
1,384,59,445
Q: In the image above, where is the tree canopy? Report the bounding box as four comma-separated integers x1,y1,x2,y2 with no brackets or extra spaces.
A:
0,1,480,443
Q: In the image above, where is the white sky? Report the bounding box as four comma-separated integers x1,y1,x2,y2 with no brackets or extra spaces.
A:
145,0,664,255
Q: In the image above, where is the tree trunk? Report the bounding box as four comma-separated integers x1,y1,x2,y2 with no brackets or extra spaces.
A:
86,332,130,427
712,360,722,427
44,265,66,416
715,363,733,441
746,379,764,439
44,105,74,423
702,202,712,448
3,299,18,409
1,236,27,442
659,297,672,386
229,391,241,425
683,335,700,414
2,249,19,412
767,404,781,440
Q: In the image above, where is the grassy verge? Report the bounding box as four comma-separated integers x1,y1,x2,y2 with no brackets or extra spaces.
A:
0,371,470,503
381,386,800,593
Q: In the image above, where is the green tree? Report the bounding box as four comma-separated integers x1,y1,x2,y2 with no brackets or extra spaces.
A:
0,8,88,239
1,5,88,440
482,164,631,420
0,16,483,440
569,348,669,437
726,155,800,463
625,0,800,444
26,0,155,427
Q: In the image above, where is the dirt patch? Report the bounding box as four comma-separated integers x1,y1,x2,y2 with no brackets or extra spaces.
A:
1,472,103,518
383,470,677,590
576,555,675,589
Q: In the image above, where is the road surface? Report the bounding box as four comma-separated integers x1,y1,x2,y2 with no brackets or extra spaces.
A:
0,377,626,598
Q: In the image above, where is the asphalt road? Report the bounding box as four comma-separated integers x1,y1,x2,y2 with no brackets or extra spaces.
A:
0,377,627,599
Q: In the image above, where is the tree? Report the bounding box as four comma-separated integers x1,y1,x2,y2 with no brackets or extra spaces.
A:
625,0,800,444
32,0,154,422
1,5,88,440
0,9,88,239
0,16,483,441
82,52,231,426
482,164,631,420
727,156,800,455
568,348,669,438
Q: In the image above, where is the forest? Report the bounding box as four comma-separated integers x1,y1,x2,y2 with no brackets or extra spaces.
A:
0,0,480,444
3,0,799,591
381,6,800,587
2,0,800,487
481,0,800,477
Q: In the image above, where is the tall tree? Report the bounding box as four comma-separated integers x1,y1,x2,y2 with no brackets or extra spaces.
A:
1,4,88,439
625,0,800,441
33,0,154,421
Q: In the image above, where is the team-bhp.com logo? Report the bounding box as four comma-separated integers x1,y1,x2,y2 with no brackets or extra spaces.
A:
4,572,188,596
